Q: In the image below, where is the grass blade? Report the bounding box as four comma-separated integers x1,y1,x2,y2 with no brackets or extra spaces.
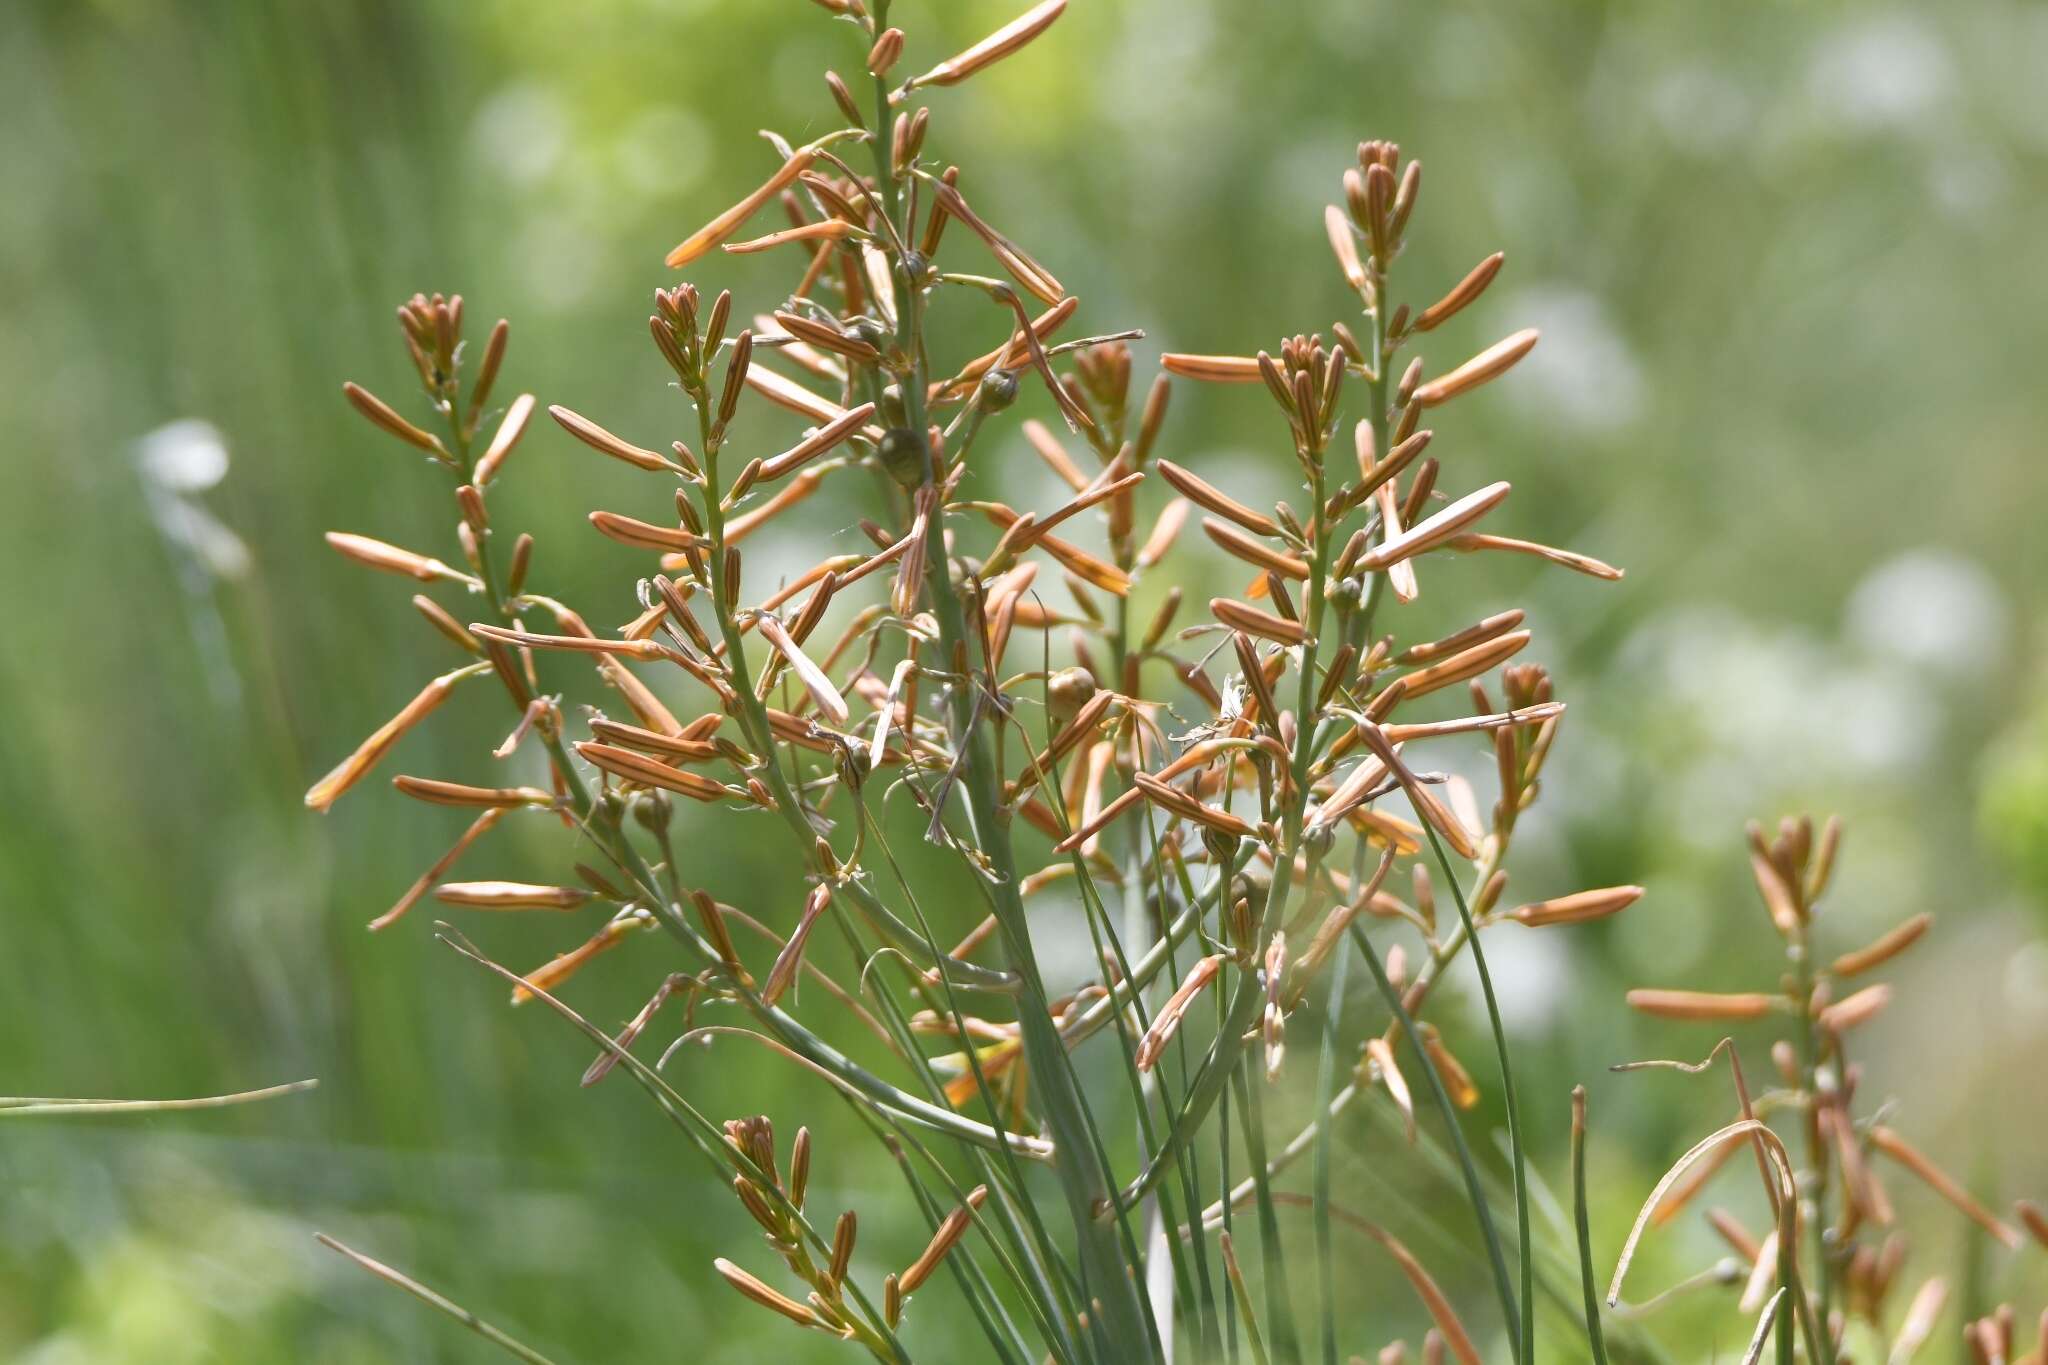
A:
316,1233,561,1365
1570,1087,1612,1365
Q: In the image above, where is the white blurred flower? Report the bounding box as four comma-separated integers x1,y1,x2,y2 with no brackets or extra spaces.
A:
1499,286,1644,433
1845,548,2008,677
1805,15,1952,133
615,105,711,199
134,420,248,579
136,418,228,492
470,84,568,186
1649,63,1752,155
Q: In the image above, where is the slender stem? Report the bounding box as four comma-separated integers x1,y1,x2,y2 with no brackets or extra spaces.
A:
1570,1088,1612,1365
1349,923,1521,1354
1311,953,1349,1365
1421,822,1531,1365
0,1079,317,1118
317,1234,561,1365
863,52,1153,1358
1788,927,1835,1364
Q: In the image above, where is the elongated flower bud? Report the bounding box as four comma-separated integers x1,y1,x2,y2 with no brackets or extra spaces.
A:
667,146,820,268
343,381,447,457
1413,252,1504,332
763,883,832,1006
1158,460,1282,537
1511,885,1643,927
473,392,535,486
1412,329,1539,407
433,881,592,911
1160,352,1262,383
391,776,555,808
1831,912,1932,978
305,666,482,811
549,405,678,473
1624,988,1776,1021
325,531,470,584
908,0,1066,87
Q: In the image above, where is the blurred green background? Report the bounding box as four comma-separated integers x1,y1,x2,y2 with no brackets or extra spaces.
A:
4,0,2046,1359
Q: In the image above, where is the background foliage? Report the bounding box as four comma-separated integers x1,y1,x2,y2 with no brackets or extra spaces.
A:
3,0,2045,1359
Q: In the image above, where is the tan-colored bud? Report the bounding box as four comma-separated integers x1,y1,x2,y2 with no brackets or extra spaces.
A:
1365,1036,1416,1142
1202,516,1309,580
1511,885,1643,927
1416,1025,1478,1109
1210,596,1305,645
1396,630,1530,700
1868,1127,2021,1248
1358,482,1511,571
908,0,1066,87
342,381,448,457
725,219,854,256
1446,532,1623,581
713,1257,822,1327
548,405,679,473
763,883,832,1006
1130,773,1260,841
1888,1278,1948,1362
756,614,850,725
473,392,535,486
1160,352,1263,383
2015,1200,2048,1250
512,915,639,1003
433,880,592,911
827,1210,857,1285
867,26,905,74
1411,329,1539,407
1624,989,1777,1021
1153,461,1283,541
1412,253,1505,332
588,510,703,553
305,665,481,811
1324,204,1367,292
667,145,820,268
325,531,470,584
576,742,731,803
1818,982,1892,1034
1831,912,1932,978
1137,954,1224,1070
391,776,554,808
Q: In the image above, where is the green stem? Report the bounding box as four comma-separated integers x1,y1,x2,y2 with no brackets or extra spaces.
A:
1570,1088,1611,1365
1421,822,1531,1365
1311,953,1349,1365
1348,923,1521,1356
862,53,1153,1359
